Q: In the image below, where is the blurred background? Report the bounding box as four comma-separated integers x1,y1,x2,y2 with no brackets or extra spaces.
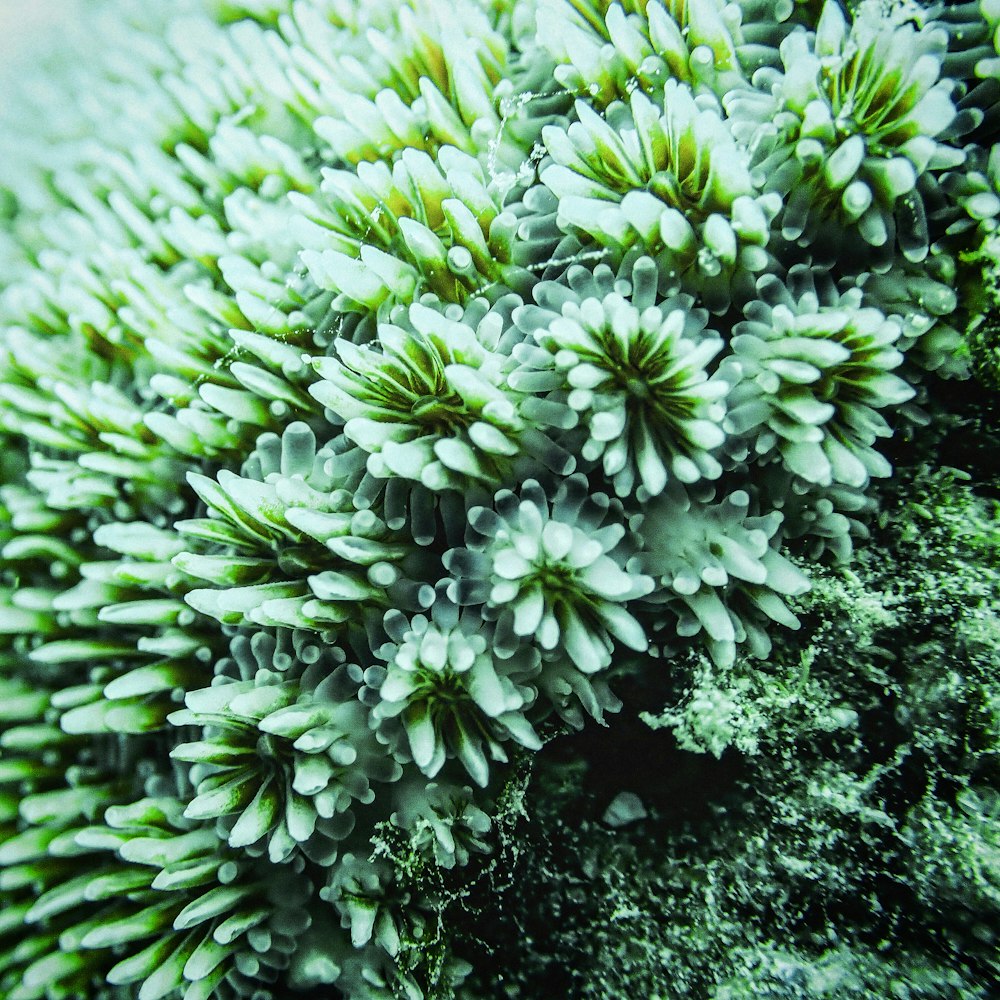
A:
0,1,72,57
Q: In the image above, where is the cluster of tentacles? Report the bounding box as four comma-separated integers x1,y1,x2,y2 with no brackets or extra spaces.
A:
0,0,998,997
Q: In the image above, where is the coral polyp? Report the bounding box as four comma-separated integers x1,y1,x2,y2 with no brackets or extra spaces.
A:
0,0,998,997
510,258,729,495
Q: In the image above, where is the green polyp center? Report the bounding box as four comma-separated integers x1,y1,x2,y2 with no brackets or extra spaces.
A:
529,559,578,597
278,545,318,576
815,377,838,403
410,393,469,433
649,169,683,207
419,667,465,707
825,53,912,148
602,341,650,394
611,353,692,424
624,375,651,401
834,111,859,139
256,733,289,770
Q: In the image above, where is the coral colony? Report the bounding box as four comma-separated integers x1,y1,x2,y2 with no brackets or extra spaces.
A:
1,0,999,997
